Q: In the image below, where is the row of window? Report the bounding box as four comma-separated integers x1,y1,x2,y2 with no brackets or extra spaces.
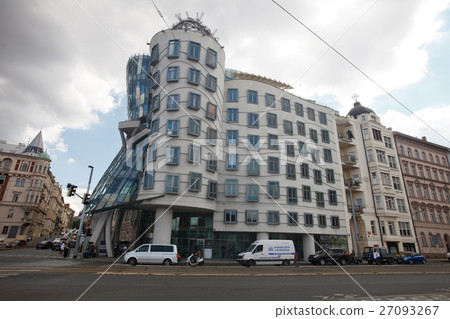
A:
419,232,446,248
402,161,450,183
0,159,47,174
13,178,43,189
150,67,218,93
224,209,340,227
371,172,402,190
9,192,40,204
399,145,448,167
226,89,328,124
151,39,218,69
406,182,450,202
372,220,412,237
412,205,450,224
144,171,339,205
366,148,397,167
374,195,407,212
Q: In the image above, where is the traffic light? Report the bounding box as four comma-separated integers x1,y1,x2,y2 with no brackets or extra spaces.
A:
82,193,91,205
87,228,93,236
67,183,77,197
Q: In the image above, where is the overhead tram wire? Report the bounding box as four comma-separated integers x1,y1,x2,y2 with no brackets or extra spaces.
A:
272,0,450,145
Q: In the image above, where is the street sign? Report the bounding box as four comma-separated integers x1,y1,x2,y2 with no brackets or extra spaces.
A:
87,220,91,227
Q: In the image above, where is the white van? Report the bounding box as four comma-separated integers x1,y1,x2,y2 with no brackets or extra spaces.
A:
123,244,180,266
237,240,296,267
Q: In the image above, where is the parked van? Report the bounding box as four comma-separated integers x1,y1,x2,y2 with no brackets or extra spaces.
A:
123,244,180,266
237,240,296,267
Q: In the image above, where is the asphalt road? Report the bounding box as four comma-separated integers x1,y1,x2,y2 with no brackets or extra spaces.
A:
1,248,450,301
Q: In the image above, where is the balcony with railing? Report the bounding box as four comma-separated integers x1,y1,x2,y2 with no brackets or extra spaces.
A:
348,205,365,214
341,154,357,166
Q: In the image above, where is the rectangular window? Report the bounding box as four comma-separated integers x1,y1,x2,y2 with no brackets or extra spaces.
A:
12,194,19,202
326,169,335,183
166,146,180,165
388,156,397,168
363,128,369,140
247,90,258,104
295,102,304,116
331,216,340,228
304,213,314,226
392,176,401,190
247,184,259,202
388,221,396,235
367,149,374,162
206,48,217,68
283,120,293,135
151,71,160,89
311,149,320,163
188,118,201,136
267,211,280,225
316,192,325,207
286,142,295,157
299,142,308,156
385,196,395,209
167,94,179,110
151,118,159,134
267,113,277,128
287,187,298,204
381,172,390,185
227,89,238,102
268,134,278,149
248,113,259,128
321,130,330,143
247,159,260,176
188,92,201,109
384,136,392,148
166,120,179,136
165,175,179,194
167,39,180,58
313,169,322,184
310,129,318,143
148,143,157,161
302,185,311,202
2,226,8,235
287,212,298,225
207,180,217,199
319,112,327,125
376,150,386,162
397,199,406,212
166,66,179,82
206,127,217,145
227,130,239,145
301,163,309,178
188,41,201,60
248,135,260,150
205,74,217,92
328,190,337,205
189,172,202,192
152,94,160,112
307,107,315,121
297,121,306,136
398,222,411,236
318,214,327,227
286,163,296,180
323,149,332,163
150,44,159,65
246,210,259,224
225,179,238,197
224,210,237,224
267,181,280,199
188,68,201,85
188,144,201,165
268,157,279,174
265,93,276,108
227,108,239,122
226,153,238,170
206,102,217,120
206,154,217,172
372,129,382,141
281,98,291,112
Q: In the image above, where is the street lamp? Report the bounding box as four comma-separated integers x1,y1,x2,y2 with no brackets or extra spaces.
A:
72,165,94,259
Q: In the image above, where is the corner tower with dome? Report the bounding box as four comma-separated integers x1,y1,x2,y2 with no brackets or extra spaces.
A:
335,100,418,256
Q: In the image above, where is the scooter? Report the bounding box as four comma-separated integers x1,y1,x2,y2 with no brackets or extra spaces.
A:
185,254,204,266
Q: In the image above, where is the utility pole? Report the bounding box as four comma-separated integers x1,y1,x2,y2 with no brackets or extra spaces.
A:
72,165,94,259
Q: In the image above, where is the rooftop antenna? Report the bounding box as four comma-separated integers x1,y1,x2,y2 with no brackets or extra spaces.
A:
352,93,359,103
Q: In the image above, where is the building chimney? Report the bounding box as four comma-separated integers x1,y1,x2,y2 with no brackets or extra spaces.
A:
422,136,427,141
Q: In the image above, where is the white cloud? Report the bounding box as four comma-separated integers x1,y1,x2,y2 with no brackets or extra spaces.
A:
381,105,450,147
67,158,76,164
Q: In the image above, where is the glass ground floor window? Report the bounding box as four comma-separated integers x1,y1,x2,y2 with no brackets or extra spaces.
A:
313,234,348,252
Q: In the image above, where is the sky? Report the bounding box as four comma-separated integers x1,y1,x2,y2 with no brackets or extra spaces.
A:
1,0,450,213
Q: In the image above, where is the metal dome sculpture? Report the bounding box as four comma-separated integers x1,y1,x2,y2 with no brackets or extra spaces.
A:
172,13,218,41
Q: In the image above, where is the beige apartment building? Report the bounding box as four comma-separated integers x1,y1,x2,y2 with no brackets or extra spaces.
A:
393,132,450,258
336,102,418,256
0,132,74,245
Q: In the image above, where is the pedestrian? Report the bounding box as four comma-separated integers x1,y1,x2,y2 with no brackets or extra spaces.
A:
122,244,128,254
63,241,70,258
114,242,120,257
91,243,96,258
60,242,65,256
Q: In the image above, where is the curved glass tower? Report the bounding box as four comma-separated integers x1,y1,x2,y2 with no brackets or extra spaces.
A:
126,54,151,122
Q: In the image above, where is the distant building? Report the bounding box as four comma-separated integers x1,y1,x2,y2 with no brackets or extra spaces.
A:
87,18,349,259
336,102,418,256
393,132,450,258
0,132,74,244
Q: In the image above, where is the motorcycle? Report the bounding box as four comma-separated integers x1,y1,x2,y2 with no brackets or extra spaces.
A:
185,253,204,266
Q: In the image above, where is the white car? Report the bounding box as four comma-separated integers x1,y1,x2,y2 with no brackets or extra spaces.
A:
446,251,450,261
123,244,180,266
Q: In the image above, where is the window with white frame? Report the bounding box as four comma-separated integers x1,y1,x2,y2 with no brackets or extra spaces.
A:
188,144,201,165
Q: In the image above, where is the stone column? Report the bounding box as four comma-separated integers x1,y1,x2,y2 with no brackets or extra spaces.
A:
303,234,316,261
152,207,173,244
257,232,269,240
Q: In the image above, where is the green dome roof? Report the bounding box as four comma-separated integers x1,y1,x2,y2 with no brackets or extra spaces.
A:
38,151,51,160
